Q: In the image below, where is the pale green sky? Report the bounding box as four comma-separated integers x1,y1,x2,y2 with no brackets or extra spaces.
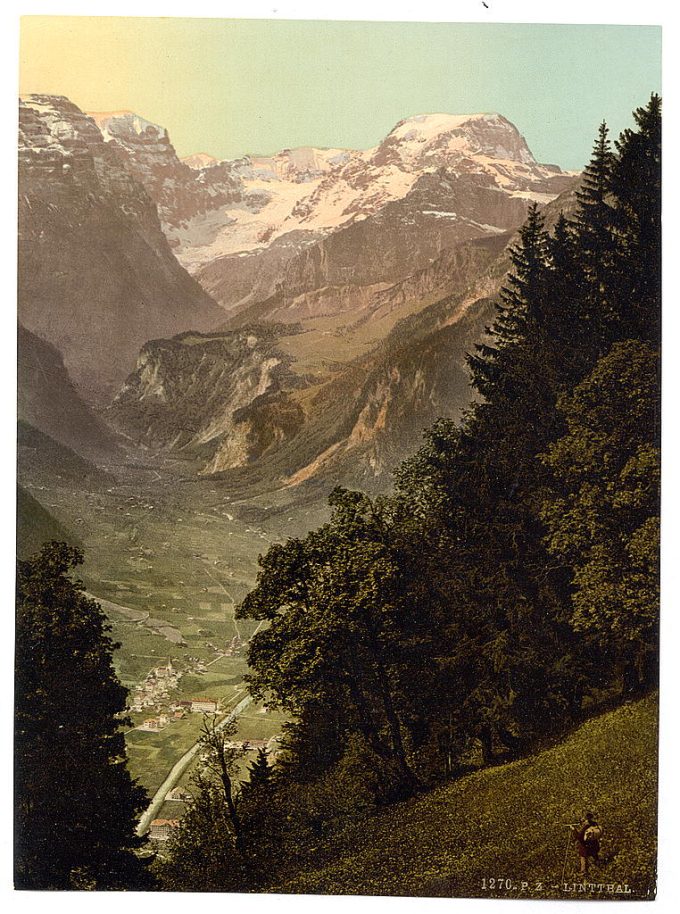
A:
20,18,661,170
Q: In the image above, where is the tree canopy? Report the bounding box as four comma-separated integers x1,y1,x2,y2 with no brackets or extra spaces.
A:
15,542,149,889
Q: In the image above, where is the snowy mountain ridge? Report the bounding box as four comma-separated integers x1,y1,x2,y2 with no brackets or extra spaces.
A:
85,107,572,273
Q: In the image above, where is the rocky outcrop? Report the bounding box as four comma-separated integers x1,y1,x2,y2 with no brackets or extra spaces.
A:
18,95,223,400
90,111,245,236
279,293,497,489
109,232,506,485
107,327,303,472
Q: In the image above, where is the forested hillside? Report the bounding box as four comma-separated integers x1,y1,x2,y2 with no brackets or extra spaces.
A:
155,95,660,895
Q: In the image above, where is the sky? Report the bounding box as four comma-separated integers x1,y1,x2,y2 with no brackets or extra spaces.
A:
19,17,660,170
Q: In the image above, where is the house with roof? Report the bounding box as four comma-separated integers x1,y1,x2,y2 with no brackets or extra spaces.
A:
190,698,218,713
149,819,179,841
166,787,192,803
138,717,167,731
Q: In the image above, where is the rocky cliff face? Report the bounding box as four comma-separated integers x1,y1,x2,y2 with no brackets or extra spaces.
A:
18,95,223,400
91,109,575,323
29,99,580,492
109,183,579,488
90,110,245,236
108,233,505,483
107,327,304,472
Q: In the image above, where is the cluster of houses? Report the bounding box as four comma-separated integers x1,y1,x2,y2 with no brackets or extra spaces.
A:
130,661,181,712
222,635,243,657
221,735,282,759
136,697,220,731
138,714,171,732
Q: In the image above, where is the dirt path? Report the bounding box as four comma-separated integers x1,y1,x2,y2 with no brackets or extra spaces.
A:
201,564,242,640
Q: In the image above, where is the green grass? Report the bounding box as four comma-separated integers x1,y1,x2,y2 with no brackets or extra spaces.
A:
272,695,658,900
125,713,211,795
17,459,307,799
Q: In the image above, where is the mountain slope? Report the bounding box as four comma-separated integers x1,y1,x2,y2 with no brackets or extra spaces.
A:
18,324,119,459
194,114,575,316
110,182,579,487
18,95,223,401
17,485,79,559
88,110,244,235
107,326,303,471
92,108,575,319
108,233,504,481
271,695,658,899
17,421,115,489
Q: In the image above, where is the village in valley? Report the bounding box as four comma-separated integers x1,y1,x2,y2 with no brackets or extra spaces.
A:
124,640,284,844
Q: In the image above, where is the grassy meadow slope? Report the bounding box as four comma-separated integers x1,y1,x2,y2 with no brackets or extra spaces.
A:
273,695,658,900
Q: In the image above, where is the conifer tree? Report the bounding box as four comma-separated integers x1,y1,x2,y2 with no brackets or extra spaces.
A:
610,94,661,343
469,202,550,402
573,121,619,345
244,747,273,795
15,542,149,889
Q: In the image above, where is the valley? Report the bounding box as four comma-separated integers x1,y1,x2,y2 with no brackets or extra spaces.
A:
18,443,329,817
16,92,582,837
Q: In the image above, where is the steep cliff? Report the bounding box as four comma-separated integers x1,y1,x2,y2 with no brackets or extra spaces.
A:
18,95,223,401
107,327,303,472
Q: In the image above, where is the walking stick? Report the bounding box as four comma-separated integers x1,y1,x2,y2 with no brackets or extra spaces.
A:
560,828,573,884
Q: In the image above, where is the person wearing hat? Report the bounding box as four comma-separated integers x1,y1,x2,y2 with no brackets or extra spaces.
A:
572,811,602,876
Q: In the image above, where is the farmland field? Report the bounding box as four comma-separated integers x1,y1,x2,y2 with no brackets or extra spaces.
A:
18,448,327,803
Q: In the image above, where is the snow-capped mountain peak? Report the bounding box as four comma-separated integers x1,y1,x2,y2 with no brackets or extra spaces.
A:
76,103,573,280
377,111,537,167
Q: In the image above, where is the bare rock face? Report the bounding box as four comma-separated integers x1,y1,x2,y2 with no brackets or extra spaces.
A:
90,111,245,234
18,95,223,401
191,113,576,319
109,232,506,484
107,327,303,472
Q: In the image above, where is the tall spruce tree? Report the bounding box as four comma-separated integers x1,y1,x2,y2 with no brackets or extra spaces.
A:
573,121,619,347
610,94,662,343
15,542,149,889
